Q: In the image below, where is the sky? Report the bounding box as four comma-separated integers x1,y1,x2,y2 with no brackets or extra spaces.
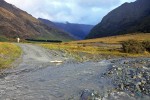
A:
5,0,136,25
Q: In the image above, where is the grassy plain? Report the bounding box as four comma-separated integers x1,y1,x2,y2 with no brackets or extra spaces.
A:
0,42,21,70
40,33,150,61
71,33,150,44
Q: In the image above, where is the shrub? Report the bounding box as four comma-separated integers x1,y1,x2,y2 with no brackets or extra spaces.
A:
142,41,150,52
121,40,145,54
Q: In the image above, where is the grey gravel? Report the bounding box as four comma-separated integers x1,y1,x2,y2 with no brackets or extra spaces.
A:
0,44,111,100
0,44,149,100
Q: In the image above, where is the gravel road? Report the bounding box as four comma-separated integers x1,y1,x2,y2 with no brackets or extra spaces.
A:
0,44,112,100
0,44,149,100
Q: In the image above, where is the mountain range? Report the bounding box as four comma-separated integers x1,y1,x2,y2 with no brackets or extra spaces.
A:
0,0,73,41
87,0,150,39
1,0,150,41
39,18,94,40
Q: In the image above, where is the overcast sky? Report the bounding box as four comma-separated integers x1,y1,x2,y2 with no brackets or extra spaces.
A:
5,0,136,25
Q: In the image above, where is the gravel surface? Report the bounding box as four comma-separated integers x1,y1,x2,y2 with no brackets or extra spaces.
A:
103,58,150,100
0,44,149,100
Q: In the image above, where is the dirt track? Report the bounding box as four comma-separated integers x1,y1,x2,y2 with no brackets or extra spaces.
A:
0,44,112,100
0,44,149,100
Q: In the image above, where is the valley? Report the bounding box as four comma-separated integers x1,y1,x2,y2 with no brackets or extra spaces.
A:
0,0,150,100
39,18,94,40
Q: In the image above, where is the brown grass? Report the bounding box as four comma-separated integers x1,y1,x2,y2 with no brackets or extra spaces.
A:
40,41,150,61
0,42,22,70
71,33,150,44
38,33,150,61
20,12,39,23
0,7,16,19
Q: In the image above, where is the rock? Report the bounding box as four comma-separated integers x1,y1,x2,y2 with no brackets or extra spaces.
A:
103,58,150,98
50,60,63,63
80,89,101,100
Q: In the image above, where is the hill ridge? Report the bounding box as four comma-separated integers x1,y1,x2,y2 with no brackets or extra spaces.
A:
39,18,94,40
0,0,73,41
87,0,150,39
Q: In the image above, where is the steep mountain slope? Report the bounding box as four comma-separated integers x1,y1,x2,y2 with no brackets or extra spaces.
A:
87,0,150,39
39,18,94,39
0,0,73,41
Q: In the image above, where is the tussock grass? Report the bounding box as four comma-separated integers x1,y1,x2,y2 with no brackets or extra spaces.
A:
40,42,150,61
71,33,150,44
41,43,99,54
39,33,150,61
122,40,147,54
0,42,21,70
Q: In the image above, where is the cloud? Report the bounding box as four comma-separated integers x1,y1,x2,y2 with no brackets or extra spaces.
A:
5,0,136,25
76,0,120,8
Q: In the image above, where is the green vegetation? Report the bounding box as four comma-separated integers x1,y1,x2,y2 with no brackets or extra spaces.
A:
0,36,8,42
142,41,150,52
0,42,22,70
121,40,150,54
121,40,145,54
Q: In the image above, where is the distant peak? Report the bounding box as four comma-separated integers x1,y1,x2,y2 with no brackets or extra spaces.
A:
66,21,70,24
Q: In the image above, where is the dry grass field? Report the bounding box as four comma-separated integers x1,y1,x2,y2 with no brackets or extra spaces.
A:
71,33,150,44
40,33,150,61
0,42,21,70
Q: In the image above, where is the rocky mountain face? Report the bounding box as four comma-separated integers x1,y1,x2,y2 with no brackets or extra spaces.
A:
0,0,73,41
87,0,150,39
39,18,94,40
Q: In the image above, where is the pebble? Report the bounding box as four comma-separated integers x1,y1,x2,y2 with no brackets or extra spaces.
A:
5,86,17,91
80,89,102,100
103,59,150,98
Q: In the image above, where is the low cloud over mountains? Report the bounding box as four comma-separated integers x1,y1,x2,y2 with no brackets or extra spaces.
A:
5,0,135,24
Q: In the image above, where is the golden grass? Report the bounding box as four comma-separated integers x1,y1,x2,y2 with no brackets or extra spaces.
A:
40,42,150,61
71,33,150,44
40,43,99,54
40,43,99,61
38,33,150,61
0,42,22,70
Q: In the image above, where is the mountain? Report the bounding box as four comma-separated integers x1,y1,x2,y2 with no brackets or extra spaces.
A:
0,0,74,41
54,22,94,39
87,0,150,39
39,18,94,40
